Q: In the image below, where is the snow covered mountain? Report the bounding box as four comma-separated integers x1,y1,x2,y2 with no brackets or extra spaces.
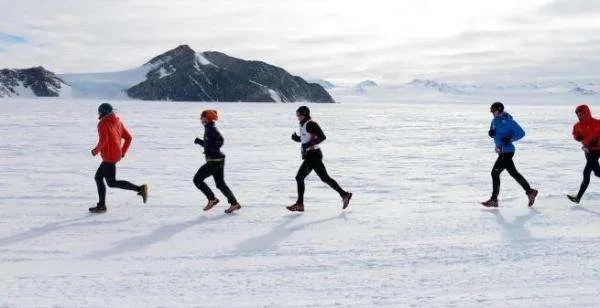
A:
126,45,334,103
356,80,377,88
59,65,157,99
568,87,598,95
354,80,378,94
307,78,336,89
0,67,71,98
405,79,463,93
60,45,334,103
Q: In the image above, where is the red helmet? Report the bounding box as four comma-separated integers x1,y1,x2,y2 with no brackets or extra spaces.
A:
201,109,218,122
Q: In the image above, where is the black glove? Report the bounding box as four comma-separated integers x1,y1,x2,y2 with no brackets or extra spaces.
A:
291,132,301,142
488,129,495,138
194,137,203,145
575,135,583,142
501,136,512,144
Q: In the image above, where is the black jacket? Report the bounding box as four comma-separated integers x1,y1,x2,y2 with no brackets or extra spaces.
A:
196,123,225,159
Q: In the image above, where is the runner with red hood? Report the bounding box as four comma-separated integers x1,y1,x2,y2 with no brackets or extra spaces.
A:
287,106,352,212
567,105,600,204
90,103,148,213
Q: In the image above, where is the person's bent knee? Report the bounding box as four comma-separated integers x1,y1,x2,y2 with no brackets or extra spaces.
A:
215,181,227,191
318,175,332,183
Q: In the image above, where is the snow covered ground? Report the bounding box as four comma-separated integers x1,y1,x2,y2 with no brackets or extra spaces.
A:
1,98,600,307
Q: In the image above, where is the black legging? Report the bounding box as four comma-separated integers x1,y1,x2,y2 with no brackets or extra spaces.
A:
95,162,140,205
577,152,600,199
296,150,346,204
193,160,237,204
491,153,532,199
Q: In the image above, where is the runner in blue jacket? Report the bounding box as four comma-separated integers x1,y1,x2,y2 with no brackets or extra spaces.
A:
482,102,538,207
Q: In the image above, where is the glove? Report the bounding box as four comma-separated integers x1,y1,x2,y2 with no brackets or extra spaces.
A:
488,129,495,138
501,136,512,144
575,134,583,142
194,137,203,145
91,148,98,156
291,132,301,142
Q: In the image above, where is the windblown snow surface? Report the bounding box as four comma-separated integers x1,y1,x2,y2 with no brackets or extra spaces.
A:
1,97,600,307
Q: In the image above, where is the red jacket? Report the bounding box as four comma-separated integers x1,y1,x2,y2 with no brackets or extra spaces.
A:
573,105,600,152
92,113,132,163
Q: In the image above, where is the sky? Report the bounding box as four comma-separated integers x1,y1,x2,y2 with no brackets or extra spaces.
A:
1,0,600,85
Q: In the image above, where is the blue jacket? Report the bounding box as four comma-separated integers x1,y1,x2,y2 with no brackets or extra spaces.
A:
489,112,525,153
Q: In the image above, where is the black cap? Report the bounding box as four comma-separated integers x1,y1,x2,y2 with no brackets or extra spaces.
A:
490,102,504,113
296,105,310,117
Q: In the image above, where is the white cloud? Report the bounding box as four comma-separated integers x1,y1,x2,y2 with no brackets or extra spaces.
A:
539,0,600,16
0,0,599,84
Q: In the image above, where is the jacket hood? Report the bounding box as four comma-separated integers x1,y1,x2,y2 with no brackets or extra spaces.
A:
576,105,592,121
99,112,119,124
495,112,513,121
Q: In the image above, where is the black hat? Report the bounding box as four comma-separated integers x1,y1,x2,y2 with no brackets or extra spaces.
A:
98,103,113,117
490,102,504,113
296,105,310,117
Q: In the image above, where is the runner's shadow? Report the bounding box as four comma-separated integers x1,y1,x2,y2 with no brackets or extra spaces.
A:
85,214,229,259
570,206,600,217
0,216,130,247
488,209,539,242
235,212,348,255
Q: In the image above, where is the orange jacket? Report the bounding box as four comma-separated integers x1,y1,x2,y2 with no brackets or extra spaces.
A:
92,113,132,163
573,105,600,152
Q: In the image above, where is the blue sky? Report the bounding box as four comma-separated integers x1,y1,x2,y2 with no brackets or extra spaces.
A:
0,32,27,52
0,0,599,84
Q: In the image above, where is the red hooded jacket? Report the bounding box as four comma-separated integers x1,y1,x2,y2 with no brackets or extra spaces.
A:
573,105,600,152
92,113,132,163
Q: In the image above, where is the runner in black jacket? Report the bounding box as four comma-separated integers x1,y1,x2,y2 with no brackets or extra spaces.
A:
193,110,241,214
287,106,352,212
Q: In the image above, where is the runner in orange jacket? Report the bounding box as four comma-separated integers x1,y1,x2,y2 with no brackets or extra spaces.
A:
89,103,148,213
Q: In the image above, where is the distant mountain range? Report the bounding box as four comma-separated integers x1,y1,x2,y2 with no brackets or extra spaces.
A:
2,53,600,101
331,78,600,96
0,67,70,98
0,45,334,103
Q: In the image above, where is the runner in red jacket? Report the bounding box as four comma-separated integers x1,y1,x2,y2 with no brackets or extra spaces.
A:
568,104,600,204
89,103,148,213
